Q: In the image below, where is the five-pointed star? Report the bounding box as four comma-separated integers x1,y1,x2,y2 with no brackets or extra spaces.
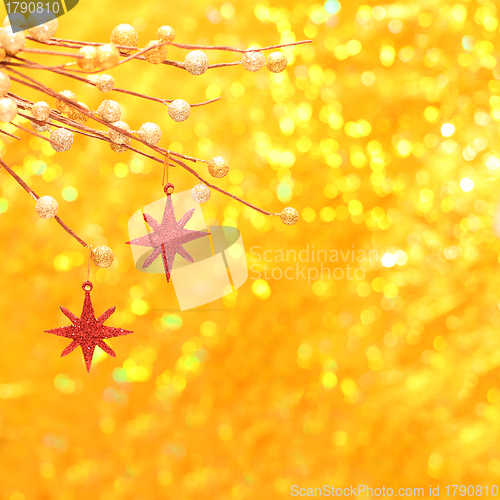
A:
46,282,133,372
126,195,209,281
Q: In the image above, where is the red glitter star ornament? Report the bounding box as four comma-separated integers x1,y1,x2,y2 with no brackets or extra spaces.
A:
126,185,210,281
46,281,133,372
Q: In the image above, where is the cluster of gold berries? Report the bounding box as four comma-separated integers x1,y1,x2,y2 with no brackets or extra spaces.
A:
0,14,58,58
77,44,121,72
0,15,62,123
241,50,288,73
108,23,175,66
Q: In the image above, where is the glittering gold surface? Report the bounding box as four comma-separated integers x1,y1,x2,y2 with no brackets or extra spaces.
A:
242,50,266,72
184,50,209,75
50,128,74,152
95,74,115,93
280,206,299,225
97,99,122,122
55,90,77,114
68,102,90,125
35,195,58,219
108,120,131,144
138,122,162,145
91,245,115,268
77,46,99,72
109,141,129,153
1,27,25,55
97,43,121,69
31,119,52,132
28,19,58,43
157,25,176,43
31,101,51,122
266,51,287,73
191,182,211,203
208,155,230,178
144,40,168,64
3,0,500,497
111,23,139,54
168,99,191,122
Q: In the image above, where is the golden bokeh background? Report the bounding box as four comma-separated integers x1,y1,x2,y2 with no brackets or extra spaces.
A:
1,0,500,497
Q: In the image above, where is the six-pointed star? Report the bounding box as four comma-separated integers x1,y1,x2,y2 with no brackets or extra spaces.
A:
46,282,133,372
126,195,209,281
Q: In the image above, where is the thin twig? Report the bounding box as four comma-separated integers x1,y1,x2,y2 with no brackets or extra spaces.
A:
171,40,313,53
31,37,312,54
22,47,84,58
36,65,221,107
169,156,274,216
0,157,88,247
0,129,21,140
208,62,241,69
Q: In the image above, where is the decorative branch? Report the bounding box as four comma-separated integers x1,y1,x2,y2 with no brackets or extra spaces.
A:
0,24,306,230
30,37,312,54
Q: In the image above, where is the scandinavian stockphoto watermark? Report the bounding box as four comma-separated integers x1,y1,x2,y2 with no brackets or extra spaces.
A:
249,245,380,284
291,485,438,497
290,484,498,497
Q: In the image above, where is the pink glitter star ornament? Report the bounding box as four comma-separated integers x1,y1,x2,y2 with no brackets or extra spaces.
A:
46,281,133,372
126,184,210,281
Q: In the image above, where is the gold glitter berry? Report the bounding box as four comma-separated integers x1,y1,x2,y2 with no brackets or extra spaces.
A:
98,100,122,123
1,27,25,55
266,51,287,73
36,195,58,219
168,99,191,122
279,207,299,225
184,50,209,75
50,128,74,152
28,18,58,42
97,44,120,69
191,183,211,204
95,74,115,93
77,46,99,72
109,142,129,153
144,40,168,64
31,119,52,133
242,51,265,72
31,101,51,121
68,102,90,124
91,245,115,268
157,25,175,43
56,90,77,115
111,24,138,54
208,156,229,178
138,122,162,145
108,121,131,144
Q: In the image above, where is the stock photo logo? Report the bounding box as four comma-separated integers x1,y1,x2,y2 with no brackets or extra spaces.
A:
127,189,248,311
4,0,80,32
